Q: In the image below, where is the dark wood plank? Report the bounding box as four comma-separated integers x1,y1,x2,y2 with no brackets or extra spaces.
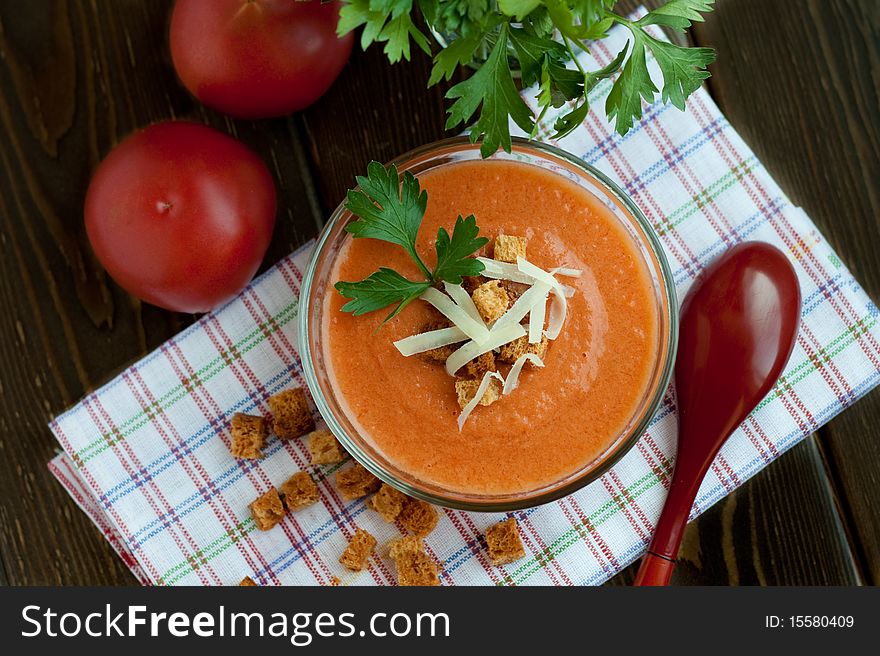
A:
0,0,320,585
610,437,860,585
693,0,880,583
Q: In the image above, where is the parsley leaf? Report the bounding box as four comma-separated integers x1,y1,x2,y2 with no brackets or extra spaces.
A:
445,23,535,157
336,269,431,322
639,0,715,32
336,163,487,322
338,0,716,153
643,34,715,110
345,161,432,279
433,214,489,283
604,31,657,136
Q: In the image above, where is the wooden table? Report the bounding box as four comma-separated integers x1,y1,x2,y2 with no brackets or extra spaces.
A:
0,0,876,586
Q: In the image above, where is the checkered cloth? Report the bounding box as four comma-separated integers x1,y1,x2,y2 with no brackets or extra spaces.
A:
49,17,880,586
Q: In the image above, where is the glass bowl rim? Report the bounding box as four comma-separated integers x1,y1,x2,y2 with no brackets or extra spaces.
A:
298,135,678,512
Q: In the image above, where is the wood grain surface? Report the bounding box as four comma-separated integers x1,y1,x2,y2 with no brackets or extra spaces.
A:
0,0,876,586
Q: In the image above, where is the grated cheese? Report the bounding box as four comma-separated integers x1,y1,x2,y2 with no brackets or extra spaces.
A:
445,323,526,376
393,326,469,357
502,353,545,395
458,371,505,431
443,281,487,329
476,257,536,285
528,289,548,343
420,287,490,344
491,282,552,332
516,257,569,340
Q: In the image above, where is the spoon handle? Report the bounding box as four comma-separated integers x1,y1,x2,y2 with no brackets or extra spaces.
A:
632,473,701,586
633,552,677,586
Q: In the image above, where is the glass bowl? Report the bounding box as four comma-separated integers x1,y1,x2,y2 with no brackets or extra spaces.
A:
298,137,678,512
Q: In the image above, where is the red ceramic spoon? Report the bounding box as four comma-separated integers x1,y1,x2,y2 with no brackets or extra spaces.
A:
633,241,802,586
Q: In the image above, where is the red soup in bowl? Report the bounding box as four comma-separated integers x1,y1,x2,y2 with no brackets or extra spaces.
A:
299,138,677,511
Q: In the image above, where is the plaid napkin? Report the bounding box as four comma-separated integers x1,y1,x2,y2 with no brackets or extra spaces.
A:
48,17,880,586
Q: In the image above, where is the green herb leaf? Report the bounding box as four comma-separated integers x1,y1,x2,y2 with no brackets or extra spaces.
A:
604,32,657,136
345,161,432,279
445,24,534,157
335,269,431,323
432,215,489,283
428,29,484,86
639,0,715,32
643,34,715,110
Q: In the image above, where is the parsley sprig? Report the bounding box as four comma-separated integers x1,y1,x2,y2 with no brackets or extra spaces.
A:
338,0,716,157
335,161,489,322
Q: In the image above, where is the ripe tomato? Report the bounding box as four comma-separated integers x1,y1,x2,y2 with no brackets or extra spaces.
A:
169,0,353,118
84,121,276,313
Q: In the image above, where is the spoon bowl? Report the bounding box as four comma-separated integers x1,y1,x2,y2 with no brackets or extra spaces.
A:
634,241,801,585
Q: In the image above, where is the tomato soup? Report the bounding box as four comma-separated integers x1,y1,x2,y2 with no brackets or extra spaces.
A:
322,159,659,496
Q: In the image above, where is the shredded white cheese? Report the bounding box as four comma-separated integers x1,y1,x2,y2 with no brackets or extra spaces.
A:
445,323,526,376
393,326,469,357
528,290,548,343
476,257,536,285
550,266,582,278
420,287,490,344
458,371,504,431
491,282,552,332
502,353,545,395
516,258,570,340
443,281,486,329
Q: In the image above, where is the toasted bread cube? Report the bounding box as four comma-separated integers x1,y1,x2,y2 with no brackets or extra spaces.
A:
419,344,455,364
498,334,549,364
336,463,381,500
500,279,528,306
239,576,258,586
249,488,285,531
485,518,526,565
455,377,502,409
280,471,320,510
268,388,315,440
230,413,268,460
493,235,527,263
465,351,496,379
399,498,439,537
308,428,346,465
461,275,487,295
339,528,377,571
472,280,510,323
368,483,408,522
389,537,440,587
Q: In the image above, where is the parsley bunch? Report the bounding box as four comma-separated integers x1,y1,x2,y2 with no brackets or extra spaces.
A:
338,0,716,157
335,161,489,322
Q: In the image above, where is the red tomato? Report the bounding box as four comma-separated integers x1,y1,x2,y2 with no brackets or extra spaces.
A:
169,0,353,118
85,121,276,313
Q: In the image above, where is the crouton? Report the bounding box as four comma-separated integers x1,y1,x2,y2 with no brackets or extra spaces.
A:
500,279,528,306
308,428,346,465
339,528,377,571
485,518,526,565
280,471,320,510
455,377,502,409
493,235,527,263
416,319,455,364
399,498,439,537
239,576,257,586
249,488,285,531
472,280,509,323
419,344,455,364
368,483,408,522
461,275,488,295
230,413,268,460
465,351,496,379
389,537,440,587
498,334,549,364
336,463,381,500
268,387,315,439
